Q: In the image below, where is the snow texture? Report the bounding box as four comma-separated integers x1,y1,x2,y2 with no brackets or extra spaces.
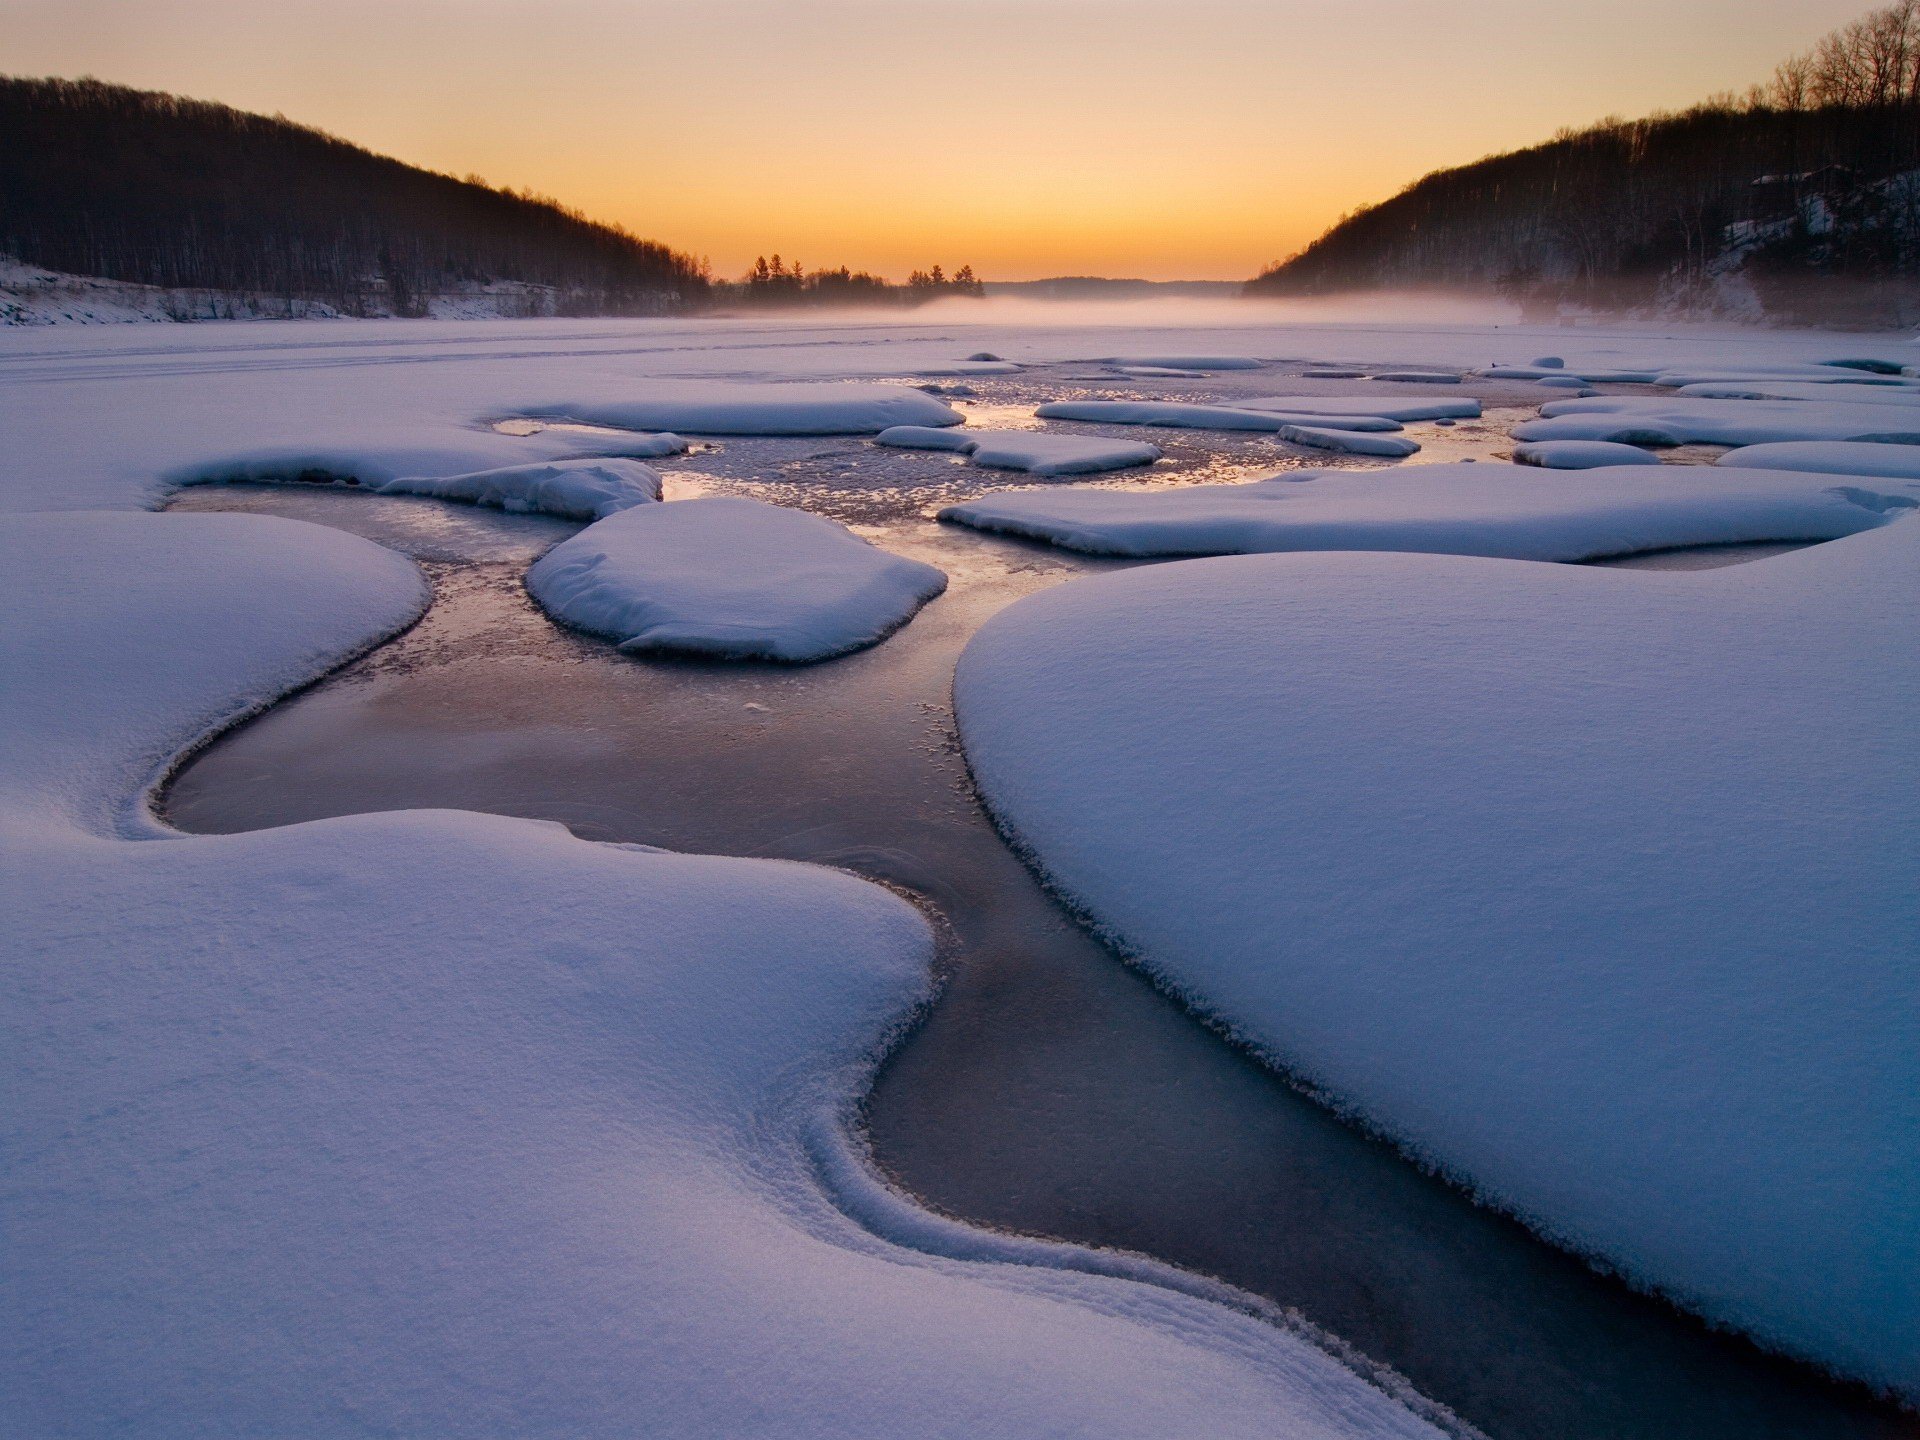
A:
521,381,963,435
1035,400,1401,432
1369,371,1463,384
953,519,1920,1399
1717,440,1920,479
0,508,1449,1440
876,425,1161,475
1105,354,1264,369
1674,380,1920,405
1512,440,1664,469
939,462,1916,560
1278,425,1422,458
1236,395,1482,421
527,497,950,661
1514,395,1920,447
380,458,661,518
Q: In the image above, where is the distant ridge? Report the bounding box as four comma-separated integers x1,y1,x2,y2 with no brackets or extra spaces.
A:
0,75,709,319
1247,1,1920,325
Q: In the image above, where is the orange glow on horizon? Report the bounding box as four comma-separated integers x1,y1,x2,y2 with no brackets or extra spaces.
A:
1,0,1897,282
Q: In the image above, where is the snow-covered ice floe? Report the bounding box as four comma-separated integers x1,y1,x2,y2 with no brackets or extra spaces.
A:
940,461,1915,560
519,381,963,435
1479,365,1663,384
527,496,949,661
953,516,1920,1400
1673,380,1920,405
1514,395,1920,447
1369,371,1462,384
1278,425,1421,458
1512,440,1664,469
876,425,1160,476
1104,354,1264,370
1236,395,1482,421
1,509,1454,1439
1035,400,1403,432
1717,440,1920,479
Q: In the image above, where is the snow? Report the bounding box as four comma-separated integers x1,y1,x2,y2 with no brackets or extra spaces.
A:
1,508,1450,1440
1278,425,1422,458
1035,400,1401,432
1369,371,1462,384
1515,396,1920,447
1534,376,1593,390
379,457,662,519
1717,440,1920,480
1304,368,1368,379
876,425,1161,475
939,462,1916,560
527,497,950,661
1512,440,1663,469
1479,365,1662,383
1674,379,1920,405
497,420,689,459
952,518,1920,1399
520,381,963,435
1106,353,1264,369
1236,395,1482,421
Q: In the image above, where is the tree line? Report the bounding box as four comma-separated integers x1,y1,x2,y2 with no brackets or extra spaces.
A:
1246,1,1920,323
0,76,710,316
717,254,986,308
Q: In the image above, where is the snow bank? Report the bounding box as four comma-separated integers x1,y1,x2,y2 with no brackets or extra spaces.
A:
528,497,949,661
1278,425,1421,458
940,462,1913,560
1512,440,1663,469
1515,396,1920,447
1717,440,1920,479
521,381,963,435
877,425,1160,475
1,509,1446,1439
1035,400,1400,432
953,519,1920,1398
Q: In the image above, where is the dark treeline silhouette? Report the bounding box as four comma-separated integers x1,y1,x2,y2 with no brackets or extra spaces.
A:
716,254,985,308
1247,2,1920,323
0,76,709,317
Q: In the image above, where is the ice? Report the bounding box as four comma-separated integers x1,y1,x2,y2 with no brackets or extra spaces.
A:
1369,371,1463,384
527,497,950,661
1479,366,1663,383
1236,395,1482,421
876,425,1160,475
520,381,963,435
0,510,1447,1439
1304,368,1368,379
1512,440,1664,469
1114,365,1211,377
939,462,1916,560
1717,441,1920,480
1514,396,1920,447
953,518,1920,1398
1035,400,1401,432
1674,380,1920,404
912,361,1025,376
1278,425,1421,458
1105,354,1264,370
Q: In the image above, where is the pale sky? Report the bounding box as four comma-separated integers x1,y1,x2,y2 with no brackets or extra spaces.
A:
0,0,1894,280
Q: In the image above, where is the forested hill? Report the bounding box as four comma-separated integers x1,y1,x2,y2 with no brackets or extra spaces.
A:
1247,3,1920,325
0,76,709,318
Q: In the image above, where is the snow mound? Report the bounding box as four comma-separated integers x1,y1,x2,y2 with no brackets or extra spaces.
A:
1479,366,1662,384
1237,395,1482,421
1717,441,1920,479
1535,376,1594,391
528,497,949,661
953,519,1920,1399
1369,371,1462,384
1531,356,1566,368
1674,380,1920,405
912,361,1024,376
497,420,690,459
521,381,963,435
876,425,1160,475
1512,441,1664,469
1035,400,1400,432
1106,354,1264,370
1114,365,1210,378
939,462,1915,560
1,509,1448,1439
1515,396,1920,447
1278,425,1421,458
1304,368,1368,379
382,457,661,519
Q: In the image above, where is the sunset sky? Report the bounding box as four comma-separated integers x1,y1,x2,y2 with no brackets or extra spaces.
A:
2,0,1895,280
